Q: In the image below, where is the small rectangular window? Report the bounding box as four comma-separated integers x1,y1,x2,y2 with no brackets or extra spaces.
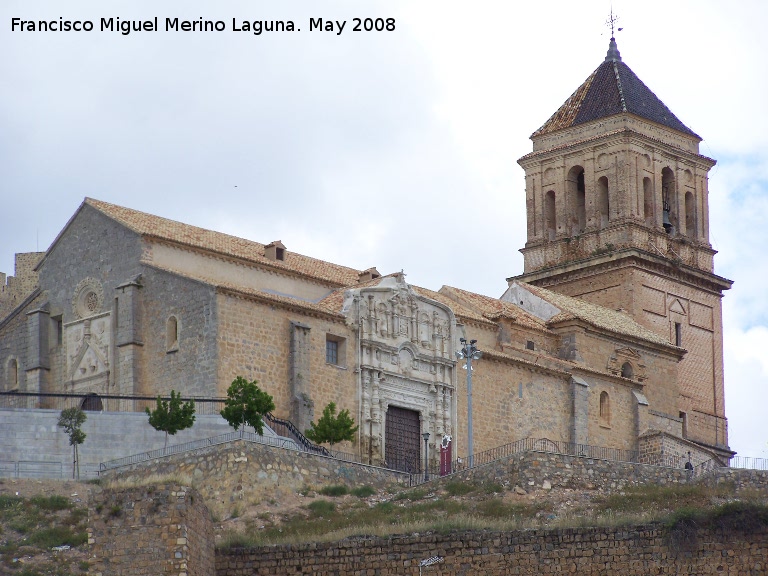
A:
674,322,682,347
326,339,338,365
526,340,535,351
51,315,63,347
518,382,523,399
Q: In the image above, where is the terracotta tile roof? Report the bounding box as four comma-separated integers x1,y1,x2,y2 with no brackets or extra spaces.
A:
438,286,548,331
520,283,675,347
533,40,698,139
85,198,363,286
411,286,495,327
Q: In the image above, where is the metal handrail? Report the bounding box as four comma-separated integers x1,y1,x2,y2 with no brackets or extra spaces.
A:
100,430,300,471
263,412,331,456
0,391,226,415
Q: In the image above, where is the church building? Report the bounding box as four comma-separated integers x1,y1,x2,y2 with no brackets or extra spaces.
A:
0,37,733,471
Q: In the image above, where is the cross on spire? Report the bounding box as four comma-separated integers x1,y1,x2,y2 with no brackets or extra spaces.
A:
605,8,622,38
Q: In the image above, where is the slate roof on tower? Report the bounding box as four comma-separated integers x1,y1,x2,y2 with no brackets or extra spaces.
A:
533,38,699,139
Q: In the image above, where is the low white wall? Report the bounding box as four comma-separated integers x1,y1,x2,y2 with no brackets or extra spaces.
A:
0,408,275,479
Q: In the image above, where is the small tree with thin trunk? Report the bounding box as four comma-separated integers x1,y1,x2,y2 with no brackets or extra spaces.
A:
58,407,86,480
220,376,275,436
145,390,196,450
305,402,359,447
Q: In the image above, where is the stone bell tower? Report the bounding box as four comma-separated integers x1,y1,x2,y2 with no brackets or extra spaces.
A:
509,36,733,459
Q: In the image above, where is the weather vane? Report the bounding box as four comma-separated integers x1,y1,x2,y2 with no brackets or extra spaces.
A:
605,8,623,38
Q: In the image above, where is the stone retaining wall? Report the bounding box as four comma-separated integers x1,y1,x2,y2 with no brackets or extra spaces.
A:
102,439,410,520
448,450,692,493
216,523,768,575
88,484,213,576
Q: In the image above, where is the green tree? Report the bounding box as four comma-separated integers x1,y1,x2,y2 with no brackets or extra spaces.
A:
220,376,275,436
145,390,196,449
305,402,359,447
57,407,86,480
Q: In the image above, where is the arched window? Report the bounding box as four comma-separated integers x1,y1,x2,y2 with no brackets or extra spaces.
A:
643,177,654,226
597,177,610,229
662,167,676,234
567,166,586,234
621,362,634,379
166,316,179,352
544,190,556,240
685,191,696,237
599,391,611,426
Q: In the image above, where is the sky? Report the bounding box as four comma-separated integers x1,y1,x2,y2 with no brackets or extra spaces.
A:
1,0,766,458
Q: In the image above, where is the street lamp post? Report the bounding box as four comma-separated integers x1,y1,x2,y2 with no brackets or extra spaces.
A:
456,338,482,467
423,431,430,481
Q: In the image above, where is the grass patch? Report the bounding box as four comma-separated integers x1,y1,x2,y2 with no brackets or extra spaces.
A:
30,495,71,511
307,500,336,517
103,472,195,490
475,499,546,520
443,481,476,496
351,485,376,498
319,485,349,497
595,483,730,515
28,526,88,548
393,488,428,501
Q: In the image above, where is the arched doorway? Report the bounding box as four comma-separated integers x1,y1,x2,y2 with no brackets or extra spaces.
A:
80,393,103,411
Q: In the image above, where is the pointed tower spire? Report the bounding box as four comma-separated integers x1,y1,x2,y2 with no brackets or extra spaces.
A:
605,37,622,62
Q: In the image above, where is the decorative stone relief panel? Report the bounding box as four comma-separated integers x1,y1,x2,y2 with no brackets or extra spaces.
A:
607,346,647,383
65,312,111,388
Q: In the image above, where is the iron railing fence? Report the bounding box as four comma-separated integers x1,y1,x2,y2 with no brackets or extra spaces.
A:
100,428,366,472
263,412,330,457
463,437,641,469
0,391,226,415
0,460,101,480
406,438,732,485
730,455,768,471
101,430,298,471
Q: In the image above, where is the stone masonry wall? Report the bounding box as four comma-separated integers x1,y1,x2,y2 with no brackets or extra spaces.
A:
0,252,44,319
448,449,693,493
217,523,768,575
216,293,358,454
88,484,213,576
103,439,410,521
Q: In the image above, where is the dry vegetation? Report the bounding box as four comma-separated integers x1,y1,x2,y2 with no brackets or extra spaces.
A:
2,474,767,573
0,478,92,576
211,479,768,549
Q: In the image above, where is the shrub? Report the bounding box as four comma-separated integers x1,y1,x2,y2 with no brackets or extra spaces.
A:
444,481,475,496
307,500,336,517
319,485,349,497
351,485,376,498
31,495,71,511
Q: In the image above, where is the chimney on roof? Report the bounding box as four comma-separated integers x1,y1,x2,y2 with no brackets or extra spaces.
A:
265,240,286,261
358,267,381,283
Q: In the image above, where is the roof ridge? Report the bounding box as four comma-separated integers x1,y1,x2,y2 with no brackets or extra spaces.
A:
84,198,365,286
612,62,628,112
